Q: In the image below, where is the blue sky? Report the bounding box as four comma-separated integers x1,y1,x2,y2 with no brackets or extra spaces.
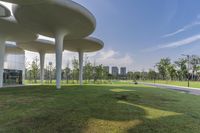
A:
2,0,200,71
72,0,200,71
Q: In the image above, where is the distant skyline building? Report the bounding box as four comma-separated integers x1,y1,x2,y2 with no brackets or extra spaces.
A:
112,66,119,76
120,67,127,76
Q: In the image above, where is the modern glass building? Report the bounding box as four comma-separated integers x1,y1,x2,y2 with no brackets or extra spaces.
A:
4,44,25,86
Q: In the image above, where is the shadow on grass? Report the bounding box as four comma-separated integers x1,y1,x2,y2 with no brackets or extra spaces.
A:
0,85,200,133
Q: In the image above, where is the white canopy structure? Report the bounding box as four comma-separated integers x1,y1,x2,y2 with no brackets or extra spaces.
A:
0,18,37,88
5,43,24,54
64,37,104,85
13,0,96,89
0,0,50,5
0,4,11,17
17,40,56,84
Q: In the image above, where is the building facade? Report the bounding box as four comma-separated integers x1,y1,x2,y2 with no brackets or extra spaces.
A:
3,45,25,86
112,66,119,76
120,67,127,76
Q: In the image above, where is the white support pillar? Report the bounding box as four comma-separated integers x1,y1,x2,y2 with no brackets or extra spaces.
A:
79,51,84,85
39,52,45,85
55,30,67,89
0,40,5,88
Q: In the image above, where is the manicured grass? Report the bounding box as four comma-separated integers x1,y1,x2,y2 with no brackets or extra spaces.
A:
141,80,200,89
0,84,200,133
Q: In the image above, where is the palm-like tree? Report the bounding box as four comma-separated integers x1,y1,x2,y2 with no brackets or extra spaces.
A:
174,58,187,81
156,58,171,80
190,55,200,80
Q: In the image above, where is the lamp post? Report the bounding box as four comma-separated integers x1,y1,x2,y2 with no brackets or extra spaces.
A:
182,54,190,87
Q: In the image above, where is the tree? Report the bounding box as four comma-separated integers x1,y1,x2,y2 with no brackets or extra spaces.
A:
65,67,71,84
46,62,54,84
72,57,79,83
94,65,104,83
175,58,187,80
102,67,109,81
127,71,134,80
83,57,93,83
64,61,71,84
156,58,171,80
133,72,141,80
167,64,177,80
30,57,40,83
148,69,156,80
190,55,200,80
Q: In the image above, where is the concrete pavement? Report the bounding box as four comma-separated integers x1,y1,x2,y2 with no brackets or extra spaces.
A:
139,82,200,96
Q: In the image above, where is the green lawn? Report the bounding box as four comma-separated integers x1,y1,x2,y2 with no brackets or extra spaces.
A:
141,80,200,89
0,84,200,133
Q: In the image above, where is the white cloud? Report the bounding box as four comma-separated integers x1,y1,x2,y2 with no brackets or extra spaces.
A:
144,34,200,52
160,34,200,48
162,14,200,38
87,50,134,70
98,50,117,59
162,21,200,38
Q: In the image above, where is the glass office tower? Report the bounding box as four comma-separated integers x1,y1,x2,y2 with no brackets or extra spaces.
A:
3,44,25,85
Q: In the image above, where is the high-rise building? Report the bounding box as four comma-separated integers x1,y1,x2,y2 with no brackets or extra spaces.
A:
112,66,119,76
103,66,109,73
120,67,127,76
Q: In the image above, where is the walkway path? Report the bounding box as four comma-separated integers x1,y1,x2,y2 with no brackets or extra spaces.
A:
139,82,200,96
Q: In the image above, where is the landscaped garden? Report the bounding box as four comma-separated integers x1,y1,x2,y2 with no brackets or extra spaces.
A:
0,84,200,133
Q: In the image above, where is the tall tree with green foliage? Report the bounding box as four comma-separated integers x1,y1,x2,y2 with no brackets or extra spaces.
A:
167,64,177,80
72,57,79,84
156,58,171,80
190,55,200,80
83,57,93,83
94,65,104,83
148,69,156,80
30,57,40,83
127,71,134,80
175,58,187,80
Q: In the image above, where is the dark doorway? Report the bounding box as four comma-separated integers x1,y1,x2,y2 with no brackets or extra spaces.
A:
3,69,23,85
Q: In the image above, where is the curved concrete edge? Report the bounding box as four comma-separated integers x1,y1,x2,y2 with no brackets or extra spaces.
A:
0,3,11,17
17,39,55,54
0,0,50,5
12,0,96,39
139,82,200,96
64,37,104,53
6,43,25,54
53,0,96,29
0,17,38,42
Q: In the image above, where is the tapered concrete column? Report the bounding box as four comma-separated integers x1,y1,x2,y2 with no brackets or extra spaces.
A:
0,39,5,88
55,30,67,89
39,52,45,85
79,51,83,85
